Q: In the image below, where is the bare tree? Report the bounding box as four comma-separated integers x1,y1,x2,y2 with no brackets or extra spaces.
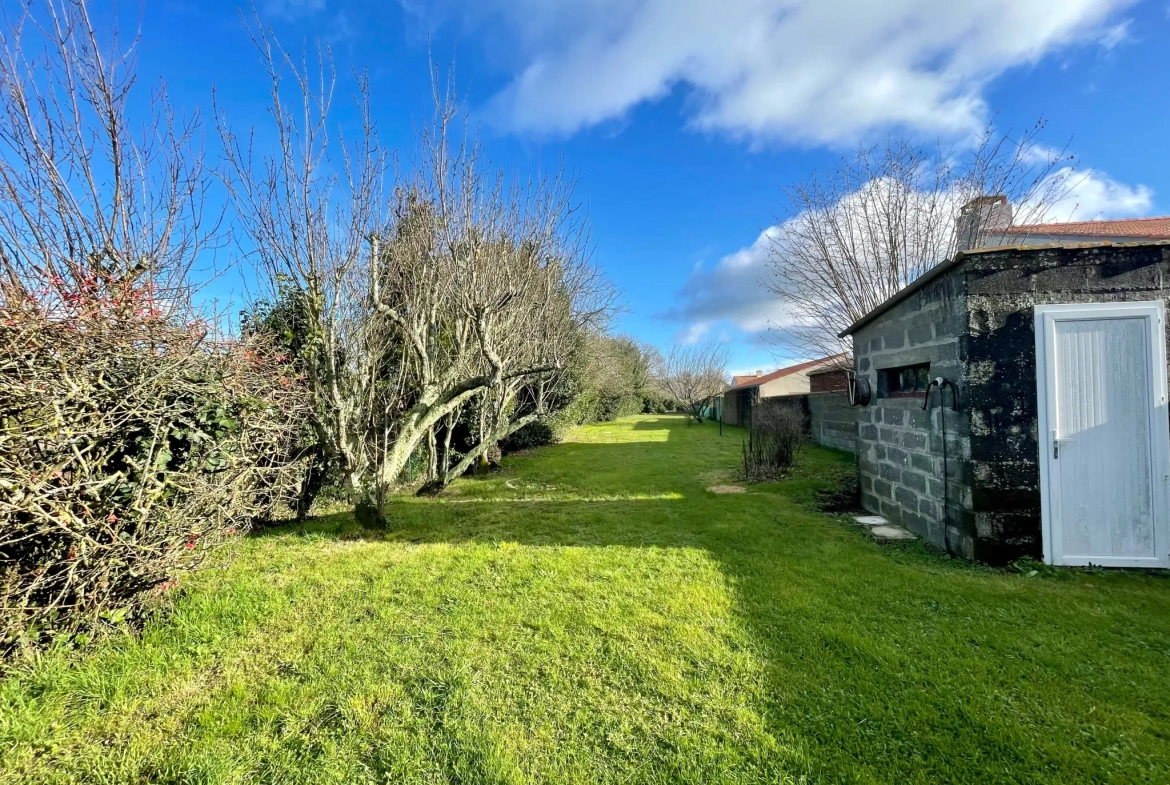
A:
216,23,390,499
766,128,1073,361
655,341,730,423
371,102,612,497
0,0,213,312
0,1,310,650
404,226,602,492
220,27,613,516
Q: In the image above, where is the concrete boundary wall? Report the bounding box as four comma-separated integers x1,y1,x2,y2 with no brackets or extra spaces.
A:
807,392,857,453
761,391,857,453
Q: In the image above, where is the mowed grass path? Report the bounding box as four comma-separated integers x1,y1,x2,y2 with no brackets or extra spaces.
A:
3,415,1170,784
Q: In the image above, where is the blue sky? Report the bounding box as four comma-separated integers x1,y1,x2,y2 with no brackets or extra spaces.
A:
129,0,1170,374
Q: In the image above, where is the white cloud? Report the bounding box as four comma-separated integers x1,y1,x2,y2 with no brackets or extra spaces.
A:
263,1,355,40
677,322,711,345
669,164,1155,348
664,226,792,343
411,0,1135,143
1041,167,1154,221
1097,20,1131,49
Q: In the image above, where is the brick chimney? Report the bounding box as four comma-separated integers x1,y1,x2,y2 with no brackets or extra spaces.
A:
956,195,1013,251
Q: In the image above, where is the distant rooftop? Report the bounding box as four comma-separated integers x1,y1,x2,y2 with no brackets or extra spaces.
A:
1003,216,1170,239
731,373,762,386
840,239,1170,338
726,355,844,392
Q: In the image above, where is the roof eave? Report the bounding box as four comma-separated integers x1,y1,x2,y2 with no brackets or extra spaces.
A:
838,253,967,338
839,239,1170,339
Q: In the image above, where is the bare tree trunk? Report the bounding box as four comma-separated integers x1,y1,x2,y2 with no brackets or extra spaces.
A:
377,384,486,493
426,426,437,482
294,458,325,521
475,399,488,475
440,411,457,486
429,413,539,493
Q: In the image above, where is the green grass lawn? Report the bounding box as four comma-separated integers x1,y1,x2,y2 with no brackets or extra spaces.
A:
3,414,1170,784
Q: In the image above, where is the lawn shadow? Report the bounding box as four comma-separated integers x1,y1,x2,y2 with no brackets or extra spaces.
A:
251,416,835,550
245,434,947,782
627,415,681,433
241,423,1170,783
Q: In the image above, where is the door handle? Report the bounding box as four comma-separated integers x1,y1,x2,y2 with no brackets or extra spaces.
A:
1052,434,1073,459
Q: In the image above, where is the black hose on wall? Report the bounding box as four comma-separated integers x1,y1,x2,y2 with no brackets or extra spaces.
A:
924,378,959,556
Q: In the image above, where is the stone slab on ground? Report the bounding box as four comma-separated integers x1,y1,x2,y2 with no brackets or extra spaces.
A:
707,485,746,494
869,525,916,542
852,515,888,527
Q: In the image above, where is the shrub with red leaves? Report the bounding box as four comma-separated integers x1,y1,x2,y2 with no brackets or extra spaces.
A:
0,300,312,655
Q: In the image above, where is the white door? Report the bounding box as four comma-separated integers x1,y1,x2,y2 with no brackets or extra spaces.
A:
1036,301,1170,568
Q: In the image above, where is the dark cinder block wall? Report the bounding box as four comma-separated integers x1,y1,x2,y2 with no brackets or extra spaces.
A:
852,242,1170,563
961,243,1170,562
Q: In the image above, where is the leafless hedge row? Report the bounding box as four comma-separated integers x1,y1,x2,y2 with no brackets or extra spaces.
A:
0,0,617,653
0,0,308,653
0,294,311,653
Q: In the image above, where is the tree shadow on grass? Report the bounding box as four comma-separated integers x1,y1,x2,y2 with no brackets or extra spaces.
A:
250,428,1170,784
627,415,681,432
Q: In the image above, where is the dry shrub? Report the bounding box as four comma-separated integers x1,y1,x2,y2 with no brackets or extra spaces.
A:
0,0,319,657
742,402,806,481
0,299,311,655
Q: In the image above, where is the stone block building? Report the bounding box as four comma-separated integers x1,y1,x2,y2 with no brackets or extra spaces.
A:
842,241,1170,566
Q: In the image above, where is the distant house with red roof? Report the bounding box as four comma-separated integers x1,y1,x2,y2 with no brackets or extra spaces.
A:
958,195,1170,249
1000,216,1170,245
720,355,846,427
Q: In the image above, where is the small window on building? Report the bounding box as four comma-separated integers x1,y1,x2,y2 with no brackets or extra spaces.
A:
878,363,931,398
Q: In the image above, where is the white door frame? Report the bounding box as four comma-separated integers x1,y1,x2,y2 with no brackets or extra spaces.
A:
1035,300,1170,568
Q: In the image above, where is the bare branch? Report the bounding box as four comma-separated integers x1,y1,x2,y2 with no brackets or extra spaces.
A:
765,126,1074,359
654,341,730,423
